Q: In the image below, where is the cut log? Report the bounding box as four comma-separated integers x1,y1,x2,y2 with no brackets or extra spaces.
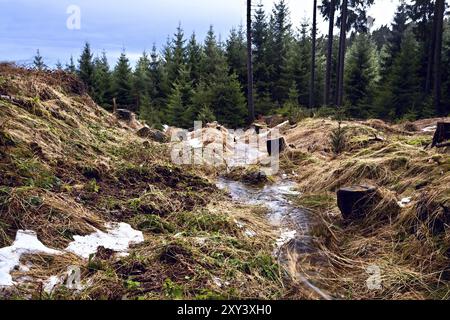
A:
253,123,265,135
337,185,378,220
267,137,287,156
431,122,450,147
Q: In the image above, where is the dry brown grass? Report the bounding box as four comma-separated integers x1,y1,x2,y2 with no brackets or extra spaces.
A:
280,117,450,300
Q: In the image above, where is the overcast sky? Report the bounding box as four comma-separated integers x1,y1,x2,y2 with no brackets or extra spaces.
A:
0,0,400,67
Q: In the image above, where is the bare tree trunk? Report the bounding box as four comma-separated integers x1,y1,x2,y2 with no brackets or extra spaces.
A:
433,0,445,115
325,0,336,106
247,0,255,123
425,4,438,94
336,0,348,107
309,0,317,108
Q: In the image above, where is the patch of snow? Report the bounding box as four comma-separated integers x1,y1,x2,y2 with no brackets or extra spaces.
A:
43,275,64,294
398,197,412,208
212,276,223,288
195,237,207,245
276,230,297,248
244,229,257,238
65,223,144,259
0,230,62,287
234,219,245,229
422,126,437,133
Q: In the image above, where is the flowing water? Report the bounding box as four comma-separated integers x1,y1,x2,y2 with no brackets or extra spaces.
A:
217,178,313,254
217,178,332,300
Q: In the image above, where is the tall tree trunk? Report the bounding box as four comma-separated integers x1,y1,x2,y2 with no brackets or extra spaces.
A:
309,0,318,108
425,3,438,94
336,0,348,107
433,0,445,115
247,0,255,123
325,0,336,106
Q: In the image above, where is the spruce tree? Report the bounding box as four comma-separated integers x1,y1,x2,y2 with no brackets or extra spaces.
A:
202,26,225,85
166,24,187,85
149,44,169,108
33,49,46,71
133,52,152,108
66,55,76,74
112,52,134,109
55,60,63,71
270,0,293,105
344,34,379,118
93,52,112,109
294,23,312,106
226,25,248,94
166,66,193,127
252,2,272,115
78,42,95,93
186,33,203,87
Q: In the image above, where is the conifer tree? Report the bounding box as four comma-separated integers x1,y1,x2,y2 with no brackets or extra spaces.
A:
93,51,112,109
166,66,193,127
66,55,76,74
344,34,379,118
78,42,95,93
112,52,134,109
33,49,46,71
226,25,248,93
186,33,203,87
270,0,293,105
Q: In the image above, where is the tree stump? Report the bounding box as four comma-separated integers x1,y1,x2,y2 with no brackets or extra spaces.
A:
337,185,378,220
115,109,133,122
267,137,287,156
431,122,450,147
137,126,168,143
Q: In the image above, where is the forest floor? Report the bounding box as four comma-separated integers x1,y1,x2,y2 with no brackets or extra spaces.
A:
1,65,450,300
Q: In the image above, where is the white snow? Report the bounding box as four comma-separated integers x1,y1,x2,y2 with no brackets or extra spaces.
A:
43,275,63,294
244,229,257,238
65,222,144,259
422,126,437,133
276,230,297,248
0,230,61,287
398,197,412,208
0,223,144,287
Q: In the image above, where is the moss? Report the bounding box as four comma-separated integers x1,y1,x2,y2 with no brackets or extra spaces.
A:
177,210,234,234
295,193,335,210
129,214,174,234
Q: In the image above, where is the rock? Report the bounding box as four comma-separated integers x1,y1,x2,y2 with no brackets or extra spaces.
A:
267,137,287,156
242,170,268,185
337,185,378,220
115,109,133,122
136,126,168,143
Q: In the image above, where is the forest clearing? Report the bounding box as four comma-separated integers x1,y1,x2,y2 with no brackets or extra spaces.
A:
1,65,449,300
1,0,450,305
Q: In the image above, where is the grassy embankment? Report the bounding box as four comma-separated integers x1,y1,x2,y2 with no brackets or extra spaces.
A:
0,65,283,300
279,117,450,299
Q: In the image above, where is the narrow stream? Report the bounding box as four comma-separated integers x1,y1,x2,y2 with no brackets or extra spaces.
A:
217,178,312,254
217,178,332,300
